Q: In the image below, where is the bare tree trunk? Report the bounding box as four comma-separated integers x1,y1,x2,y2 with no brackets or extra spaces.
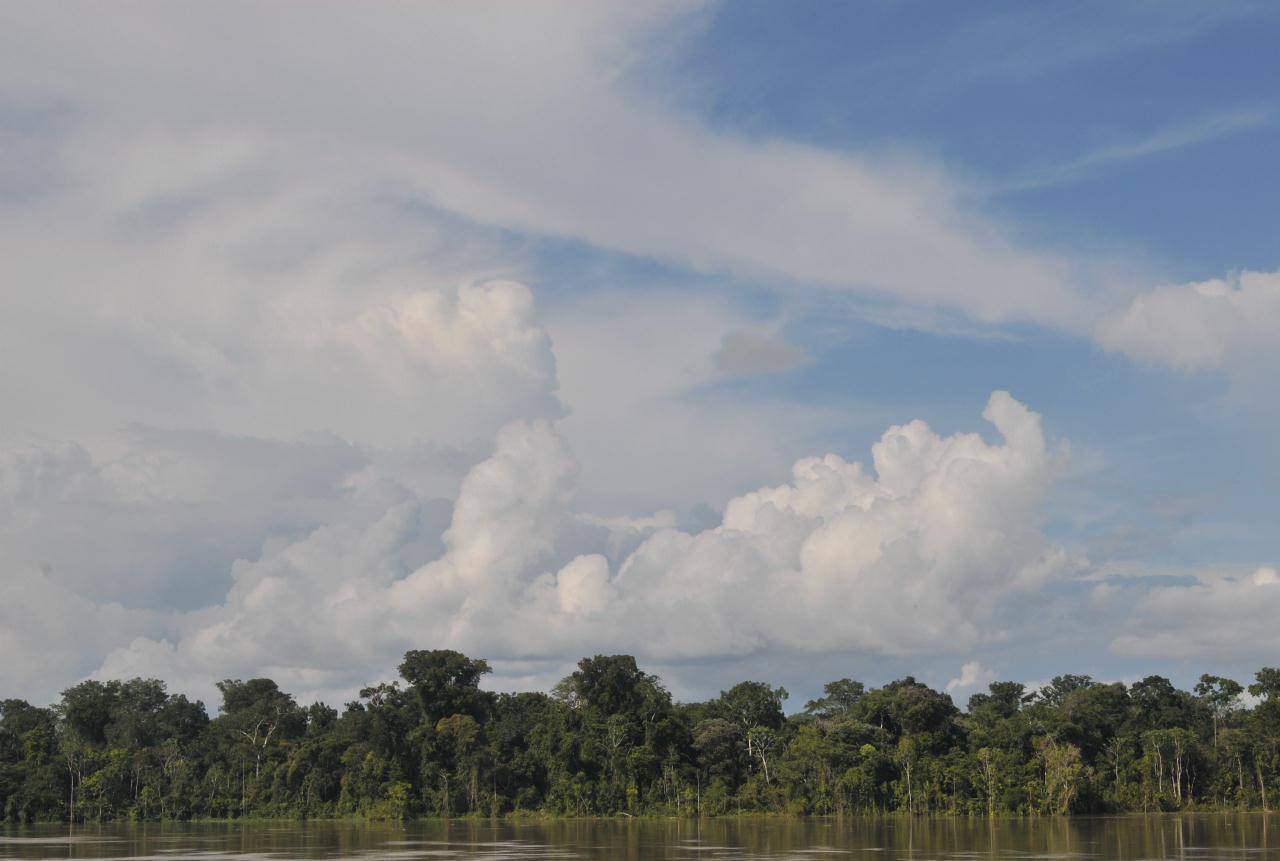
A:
982,760,995,815
1174,749,1182,804
1258,761,1270,812
904,761,913,813
65,751,82,824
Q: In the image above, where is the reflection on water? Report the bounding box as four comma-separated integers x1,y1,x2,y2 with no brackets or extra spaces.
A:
0,816,1274,861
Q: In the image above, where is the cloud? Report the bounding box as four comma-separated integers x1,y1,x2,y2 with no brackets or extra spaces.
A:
1004,109,1270,191
1,0,1041,556
1096,270,1280,372
4,429,484,606
1,2,1249,706
93,391,1069,704
946,661,998,697
0,131,563,447
544,288,872,513
0,2,1126,332
0,432,374,610
94,418,583,702
0,566,164,705
589,391,1069,659
713,331,810,375
339,281,554,390
1111,566,1280,659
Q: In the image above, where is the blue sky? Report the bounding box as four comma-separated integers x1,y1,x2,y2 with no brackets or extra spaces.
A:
0,1,1277,708
686,0,1280,562
689,2,1278,271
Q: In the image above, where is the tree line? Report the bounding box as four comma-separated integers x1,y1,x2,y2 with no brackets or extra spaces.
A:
2,651,1279,821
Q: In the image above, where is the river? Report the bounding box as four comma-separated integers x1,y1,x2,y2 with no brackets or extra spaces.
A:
1,815,1275,861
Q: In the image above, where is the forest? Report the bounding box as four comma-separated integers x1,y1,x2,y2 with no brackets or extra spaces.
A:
2,650,1279,822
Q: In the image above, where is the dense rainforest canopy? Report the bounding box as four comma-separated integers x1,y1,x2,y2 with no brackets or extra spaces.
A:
2,651,1279,821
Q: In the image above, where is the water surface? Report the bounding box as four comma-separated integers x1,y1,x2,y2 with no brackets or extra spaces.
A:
1,816,1274,861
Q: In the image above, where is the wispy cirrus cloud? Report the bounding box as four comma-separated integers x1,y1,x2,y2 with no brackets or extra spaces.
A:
999,108,1270,191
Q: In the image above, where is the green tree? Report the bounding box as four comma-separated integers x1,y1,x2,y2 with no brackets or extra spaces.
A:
398,649,493,724
804,679,864,720
1195,674,1243,749
215,678,304,782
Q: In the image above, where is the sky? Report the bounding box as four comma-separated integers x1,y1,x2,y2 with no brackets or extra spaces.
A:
1,1,1278,711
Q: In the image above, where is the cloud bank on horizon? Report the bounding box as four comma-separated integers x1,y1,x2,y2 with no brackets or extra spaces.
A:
0,1,1277,707
85,389,1066,702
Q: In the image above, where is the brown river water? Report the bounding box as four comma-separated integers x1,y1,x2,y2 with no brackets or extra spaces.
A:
1,815,1275,861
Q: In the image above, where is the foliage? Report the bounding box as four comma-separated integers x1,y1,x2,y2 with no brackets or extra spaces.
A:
2,654,1279,821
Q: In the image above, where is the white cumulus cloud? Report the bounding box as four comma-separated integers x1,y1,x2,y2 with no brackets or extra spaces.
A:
1096,269,1280,372
946,661,998,697
93,392,1069,704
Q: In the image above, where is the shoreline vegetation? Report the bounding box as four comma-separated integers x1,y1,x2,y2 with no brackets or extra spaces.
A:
2,810,1276,829
3,651,1279,823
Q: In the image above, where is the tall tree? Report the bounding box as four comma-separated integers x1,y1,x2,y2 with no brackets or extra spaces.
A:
1195,675,1243,749
398,649,493,724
